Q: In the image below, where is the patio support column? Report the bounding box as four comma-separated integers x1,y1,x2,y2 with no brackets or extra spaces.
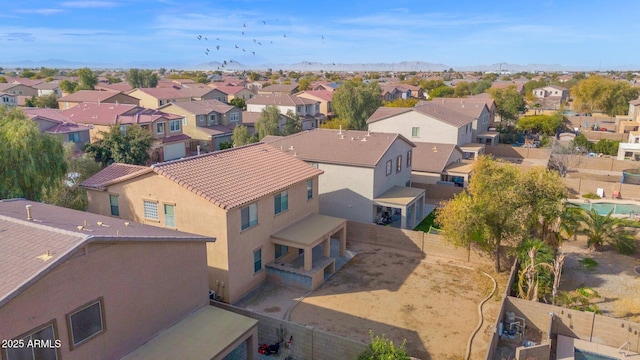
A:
401,206,407,229
323,237,331,257
304,246,313,271
339,225,346,257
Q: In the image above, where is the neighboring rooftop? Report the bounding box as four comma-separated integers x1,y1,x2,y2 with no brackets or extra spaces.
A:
262,128,415,168
0,199,214,307
161,99,236,115
57,89,124,103
412,142,461,173
247,93,318,107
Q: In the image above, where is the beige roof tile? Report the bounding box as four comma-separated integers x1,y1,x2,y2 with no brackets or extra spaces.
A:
82,163,151,190
262,128,415,167
412,142,461,173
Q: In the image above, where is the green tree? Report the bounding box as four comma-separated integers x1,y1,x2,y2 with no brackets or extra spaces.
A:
320,118,350,130
43,143,102,210
470,79,492,95
126,68,159,88
428,85,454,98
488,85,525,123
332,79,382,130
248,72,261,82
229,98,246,110
84,124,154,166
231,125,256,147
21,70,37,78
357,331,410,360
254,106,282,140
77,67,98,90
33,93,60,109
571,75,638,116
516,240,555,301
0,76,7,83
283,110,302,135
577,209,636,254
59,79,79,94
592,139,619,156
453,81,471,97
517,113,563,135
524,79,548,100
383,98,419,108
297,77,312,91
572,133,593,152
0,107,67,201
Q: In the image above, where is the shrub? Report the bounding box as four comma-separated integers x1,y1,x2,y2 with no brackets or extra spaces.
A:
578,258,598,271
582,193,601,199
357,331,410,360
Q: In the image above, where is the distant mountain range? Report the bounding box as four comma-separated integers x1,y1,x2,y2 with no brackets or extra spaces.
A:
2,59,639,72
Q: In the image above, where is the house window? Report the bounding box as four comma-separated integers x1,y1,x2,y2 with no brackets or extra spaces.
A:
406,150,412,167
253,248,262,273
275,244,288,259
309,162,318,168
411,127,420,137
274,191,288,215
164,204,175,228
169,120,180,132
67,298,105,348
4,322,60,360
230,112,240,123
159,100,164,106
68,132,80,143
208,114,217,125
156,123,165,135
182,117,187,125
386,160,392,176
109,195,119,216
307,180,313,200
241,203,258,230
396,155,402,173
143,200,159,220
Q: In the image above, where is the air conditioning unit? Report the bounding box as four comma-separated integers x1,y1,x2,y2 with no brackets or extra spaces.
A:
209,290,221,302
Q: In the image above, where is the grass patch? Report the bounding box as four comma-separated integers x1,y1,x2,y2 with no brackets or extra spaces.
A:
578,257,599,271
414,210,439,232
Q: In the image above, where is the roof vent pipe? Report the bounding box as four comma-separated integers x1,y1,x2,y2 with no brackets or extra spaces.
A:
338,125,342,135
26,205,33,221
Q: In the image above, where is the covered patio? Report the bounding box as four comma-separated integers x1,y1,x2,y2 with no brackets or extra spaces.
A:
442,161,474,188
268,214,347,290
373,186,426,229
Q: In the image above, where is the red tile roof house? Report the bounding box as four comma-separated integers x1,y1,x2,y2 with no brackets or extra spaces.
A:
246,93,325,130
57,90,140,110
63,103,191,162
0,83,38,98
22,108,91,152
81,143,347,303
295,90,335,118
159,99,243,152
263,129,427,229
0,92,18,108
210,85,255,102
532,85,569,110
127,86,223,109
411,142,472,188
0,199,258,360
258,83,299,95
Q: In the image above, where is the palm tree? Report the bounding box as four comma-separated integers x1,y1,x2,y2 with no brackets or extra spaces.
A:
578,209,636,254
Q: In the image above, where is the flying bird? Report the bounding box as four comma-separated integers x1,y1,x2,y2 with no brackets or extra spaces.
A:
253,39,256,43
197,35,202,40
322,35,324,39
243,23,246,27
242,31,245,35
242,48,246,52
204,37,208,40
258,41,262,45
223,60,227,64
216,37,220,41
216,45,220,50
252,51,255,55
235,44,239,48
262,20,266,25
283,33,286,37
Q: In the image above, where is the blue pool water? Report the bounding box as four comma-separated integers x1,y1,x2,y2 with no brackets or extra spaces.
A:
574,202,640,216
574,348,618,360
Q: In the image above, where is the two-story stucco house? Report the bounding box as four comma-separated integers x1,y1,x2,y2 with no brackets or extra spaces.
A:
211,85,255,102
82,143,346,303
57,90,140,109
0,199,258,360
63,103,190,161
295,90,334,118
263,129,426,229
367,102,478,147
160,99,243,151
246,93,324,129
23,108,91,151
0,92,18,108
532,85,569,110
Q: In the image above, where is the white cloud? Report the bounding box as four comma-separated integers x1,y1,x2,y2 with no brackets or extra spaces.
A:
60,1,120,8
16,8,63,15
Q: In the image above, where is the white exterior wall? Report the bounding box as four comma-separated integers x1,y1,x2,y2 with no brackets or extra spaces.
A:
372,139,414,198
368,111,471,146
316,163,375,224
246,103,296,115
472,106,491,139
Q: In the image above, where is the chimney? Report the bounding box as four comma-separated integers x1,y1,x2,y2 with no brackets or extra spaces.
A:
197,145,201,155
26,204,33,221
338,125,342,135
432,146,438,153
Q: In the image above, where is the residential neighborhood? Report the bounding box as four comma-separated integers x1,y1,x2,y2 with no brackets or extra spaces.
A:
3,3,640,359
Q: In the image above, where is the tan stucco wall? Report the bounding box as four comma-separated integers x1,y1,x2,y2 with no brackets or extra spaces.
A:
87,173,320,303
368,111,471,146
0,241,208,360
127,90,161,109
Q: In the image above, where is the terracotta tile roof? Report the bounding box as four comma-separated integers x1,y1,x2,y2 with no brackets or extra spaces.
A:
58,90,123,103
163,99,235,115
260,84,299,93
262,128,415,168
161,133,191,144
427,98,488,118
23,108,70,123
630,99,640,106
195,125,235,136
96,82,133,92
366,107,412,124
428,96,495,109
0,199,213,307
11,78,44,87
82,163,151,190
63,103,138,125
211,85,248,95
149,143,323,209
0,83,21,92
117,108,182,125
413,102,477,127
295,90,333,102
246,93,317,107
45,121,89,134
241,111,261,125
412,142,462,173
131,87,187,100
33,82,60,90
178,86,216,98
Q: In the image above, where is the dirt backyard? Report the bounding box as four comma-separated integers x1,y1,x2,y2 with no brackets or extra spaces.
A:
283,242,509,360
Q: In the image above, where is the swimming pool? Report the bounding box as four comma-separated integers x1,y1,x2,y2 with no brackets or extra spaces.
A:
572,202,640,216
574,348,619,360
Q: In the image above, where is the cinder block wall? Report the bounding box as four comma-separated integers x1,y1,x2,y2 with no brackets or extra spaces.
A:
211,302,368,360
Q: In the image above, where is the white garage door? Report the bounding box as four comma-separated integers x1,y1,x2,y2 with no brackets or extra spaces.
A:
163,143,185,161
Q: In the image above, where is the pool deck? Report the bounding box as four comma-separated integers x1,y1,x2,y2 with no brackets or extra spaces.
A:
557,335,639,360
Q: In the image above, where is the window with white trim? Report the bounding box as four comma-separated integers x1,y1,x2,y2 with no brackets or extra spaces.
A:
386,160,392,176
307,180,313,200
143,200,159,220
411,127,420,137
67,298,105,348
68,132,80,143
274,191,288,215
169,120,180,132
406,150,412,167
241,203,258,230
230,112,240,123
109,195,119,216
182,117,187,125
396,155,402,173
253,248,262,273
156,123,165,135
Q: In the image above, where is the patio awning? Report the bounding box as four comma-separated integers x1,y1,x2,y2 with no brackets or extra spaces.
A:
444,161,474,176
122,305,258,360
477,131,499,138
373,186,425,207
271,214,346,248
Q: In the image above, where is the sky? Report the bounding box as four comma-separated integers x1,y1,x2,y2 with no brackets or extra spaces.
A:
1,0,639,70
